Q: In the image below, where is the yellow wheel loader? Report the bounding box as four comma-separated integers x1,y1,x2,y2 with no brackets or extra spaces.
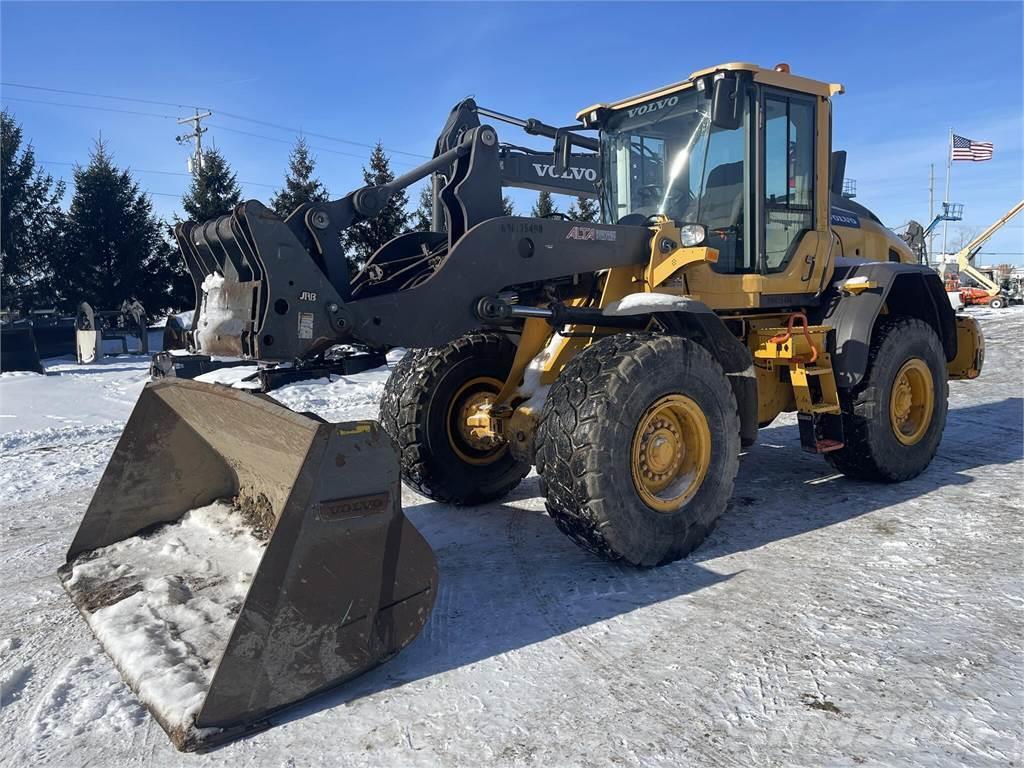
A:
60,62,985,750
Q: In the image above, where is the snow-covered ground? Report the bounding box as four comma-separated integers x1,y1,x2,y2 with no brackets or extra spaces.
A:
1,309,1021,767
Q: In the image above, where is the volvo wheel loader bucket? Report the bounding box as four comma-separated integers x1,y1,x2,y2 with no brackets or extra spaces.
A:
58,379,437,751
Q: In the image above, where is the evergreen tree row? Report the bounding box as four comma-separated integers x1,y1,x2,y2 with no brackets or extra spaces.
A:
2,110,178,315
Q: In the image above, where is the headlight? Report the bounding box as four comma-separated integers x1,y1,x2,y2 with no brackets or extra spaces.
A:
678,224,706,247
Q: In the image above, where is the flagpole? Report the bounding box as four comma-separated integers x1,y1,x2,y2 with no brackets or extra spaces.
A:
941,127,952,261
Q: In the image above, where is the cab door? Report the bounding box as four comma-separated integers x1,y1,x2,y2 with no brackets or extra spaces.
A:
756,87,834,305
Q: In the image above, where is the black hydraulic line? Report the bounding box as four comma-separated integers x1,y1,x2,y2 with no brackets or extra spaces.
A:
477,299,648,330
476,106,600,151
352,130,482,217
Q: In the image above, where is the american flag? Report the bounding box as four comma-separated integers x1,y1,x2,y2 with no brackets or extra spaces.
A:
952,134,994,162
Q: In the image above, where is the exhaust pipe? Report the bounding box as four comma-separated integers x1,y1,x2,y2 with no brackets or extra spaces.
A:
59,379,437,751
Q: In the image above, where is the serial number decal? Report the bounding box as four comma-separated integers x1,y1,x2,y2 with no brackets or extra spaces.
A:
500,222,544,234
566,226,617,242
297,312,314,339
317,493,390,521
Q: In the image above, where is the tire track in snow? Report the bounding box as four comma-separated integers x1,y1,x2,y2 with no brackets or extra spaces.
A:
502,505,744,766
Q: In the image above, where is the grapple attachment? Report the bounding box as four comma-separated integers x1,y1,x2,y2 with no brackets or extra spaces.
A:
59,379,436,751
174,200,350,362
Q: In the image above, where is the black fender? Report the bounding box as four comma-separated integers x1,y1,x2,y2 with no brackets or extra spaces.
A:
604,294,758,447
810,257,957,389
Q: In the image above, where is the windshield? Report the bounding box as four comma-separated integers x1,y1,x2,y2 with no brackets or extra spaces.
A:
600,87,747,243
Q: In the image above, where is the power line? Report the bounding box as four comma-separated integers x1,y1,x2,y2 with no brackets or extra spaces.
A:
208,123,363,158
1,80,203,110
2,81,430,159
39,159,276,189
214,109,429,158
1,95,176,120
208,123,419,168
4,97,417,172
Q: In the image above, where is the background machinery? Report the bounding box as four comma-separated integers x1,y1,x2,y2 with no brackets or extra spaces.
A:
74,300,149,363
900,201,964,266
942,200,1024,309
60,62,985,750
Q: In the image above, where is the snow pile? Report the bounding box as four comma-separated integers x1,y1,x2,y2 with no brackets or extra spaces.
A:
62,501,266,736
603,291,700,314
195,273,246,353
194,365,261,389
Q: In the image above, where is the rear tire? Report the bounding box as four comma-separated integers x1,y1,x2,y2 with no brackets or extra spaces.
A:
535,333,740,566
379,332,530,505
825,317,948,482
989,297,1005,309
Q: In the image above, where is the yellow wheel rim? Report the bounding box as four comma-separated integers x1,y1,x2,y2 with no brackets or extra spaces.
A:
631,394,712,513
446,375,508,466
889,358,934,446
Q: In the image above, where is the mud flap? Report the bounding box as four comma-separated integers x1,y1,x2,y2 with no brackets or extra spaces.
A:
59,379,437,751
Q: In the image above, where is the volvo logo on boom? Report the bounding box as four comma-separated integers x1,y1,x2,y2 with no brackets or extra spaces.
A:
531,164,598,182
627,95,678,119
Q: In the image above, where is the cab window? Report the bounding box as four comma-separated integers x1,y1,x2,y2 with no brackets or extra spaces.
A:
763,94,815,272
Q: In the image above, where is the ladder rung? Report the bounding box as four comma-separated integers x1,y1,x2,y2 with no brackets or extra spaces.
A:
800,366,834,376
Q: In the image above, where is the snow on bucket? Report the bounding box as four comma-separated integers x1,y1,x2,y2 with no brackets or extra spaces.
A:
59,379,437,751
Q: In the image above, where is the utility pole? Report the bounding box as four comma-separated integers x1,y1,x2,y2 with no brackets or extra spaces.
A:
176,108,212,175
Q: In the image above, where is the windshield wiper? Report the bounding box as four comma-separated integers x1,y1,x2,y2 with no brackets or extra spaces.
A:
659,112,710,214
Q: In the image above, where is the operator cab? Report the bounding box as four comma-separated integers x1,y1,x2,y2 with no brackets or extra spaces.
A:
587,65,821,279
579,63,850,308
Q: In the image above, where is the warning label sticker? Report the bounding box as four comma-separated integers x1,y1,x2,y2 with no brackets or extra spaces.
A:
298,312,314,339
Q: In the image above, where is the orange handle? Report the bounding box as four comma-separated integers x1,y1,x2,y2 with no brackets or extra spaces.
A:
768,312,819,364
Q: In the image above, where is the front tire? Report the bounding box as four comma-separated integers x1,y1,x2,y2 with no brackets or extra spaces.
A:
826,317,948,481
535,334,740,567
989,297,1005,309
379,332,530,505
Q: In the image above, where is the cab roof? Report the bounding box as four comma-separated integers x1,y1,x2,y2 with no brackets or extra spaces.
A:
576,62,844,122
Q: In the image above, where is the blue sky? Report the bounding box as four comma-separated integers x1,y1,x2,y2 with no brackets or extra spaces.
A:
2,1,1022,262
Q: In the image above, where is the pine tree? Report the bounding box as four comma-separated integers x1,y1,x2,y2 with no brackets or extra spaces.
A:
502,196,515,216
531,190,558,218
1,110,65,310
270,137,328,217
181,149,242,222
345,142,409,270
412,184,434,231
57,139,178,316
568,195,599,223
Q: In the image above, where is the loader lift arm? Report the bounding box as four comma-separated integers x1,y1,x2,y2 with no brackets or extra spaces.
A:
176,100,618,362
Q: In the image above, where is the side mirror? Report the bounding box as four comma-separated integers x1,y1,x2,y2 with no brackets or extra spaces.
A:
553,132,572,175
711,76,744,130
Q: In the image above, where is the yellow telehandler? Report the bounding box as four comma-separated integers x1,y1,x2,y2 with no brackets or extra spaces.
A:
59,62,984,750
